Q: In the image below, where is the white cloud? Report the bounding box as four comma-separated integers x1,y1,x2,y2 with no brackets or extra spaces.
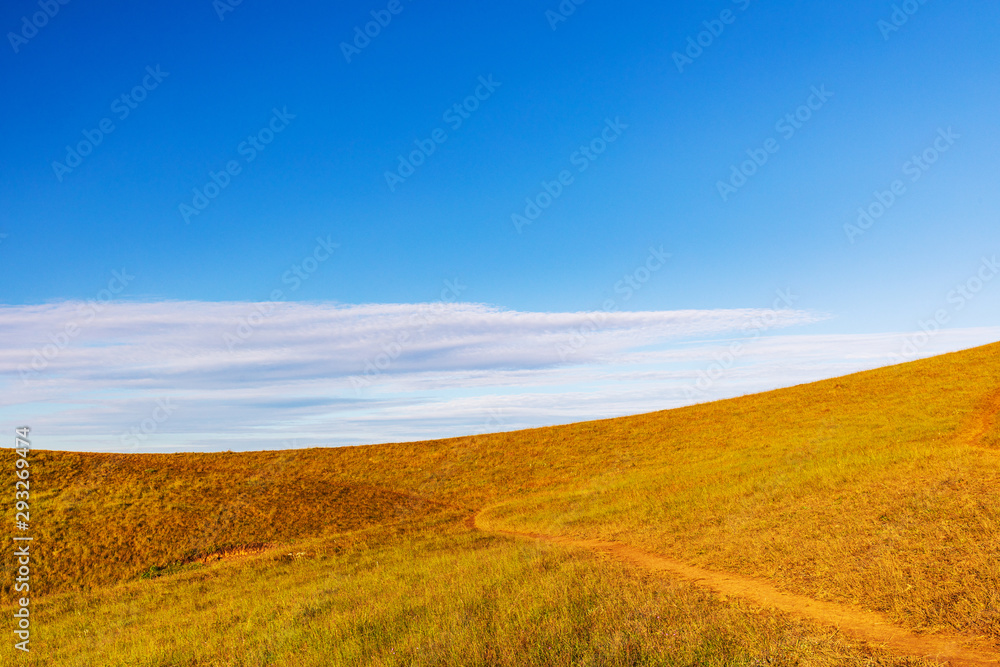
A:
0,300,995,452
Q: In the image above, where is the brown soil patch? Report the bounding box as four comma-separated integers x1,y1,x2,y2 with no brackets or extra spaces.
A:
961,389,1000,449
199,542,274,564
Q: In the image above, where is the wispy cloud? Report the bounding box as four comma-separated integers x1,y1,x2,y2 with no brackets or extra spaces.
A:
0,300,994,452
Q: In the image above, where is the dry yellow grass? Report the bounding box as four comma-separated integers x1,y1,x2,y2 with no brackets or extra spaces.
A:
6,512,942,667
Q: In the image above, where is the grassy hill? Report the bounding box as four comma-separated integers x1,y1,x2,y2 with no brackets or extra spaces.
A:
5,342,1000,665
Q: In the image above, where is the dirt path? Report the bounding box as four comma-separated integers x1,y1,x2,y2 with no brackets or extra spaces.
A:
472,392,1000,664
474,514,1000,667
960,388,1000,449
474,518,999,666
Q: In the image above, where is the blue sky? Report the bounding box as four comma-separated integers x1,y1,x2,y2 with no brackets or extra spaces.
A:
2,1,999,451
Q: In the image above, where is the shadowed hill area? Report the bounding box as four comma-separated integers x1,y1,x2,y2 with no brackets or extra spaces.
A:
7,341,1000,654
4,453,451,596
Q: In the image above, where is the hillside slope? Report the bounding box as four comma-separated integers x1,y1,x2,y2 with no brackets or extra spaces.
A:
8,341,1000,646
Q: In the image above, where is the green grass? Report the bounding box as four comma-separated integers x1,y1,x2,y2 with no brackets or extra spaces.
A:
5,513,937,667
